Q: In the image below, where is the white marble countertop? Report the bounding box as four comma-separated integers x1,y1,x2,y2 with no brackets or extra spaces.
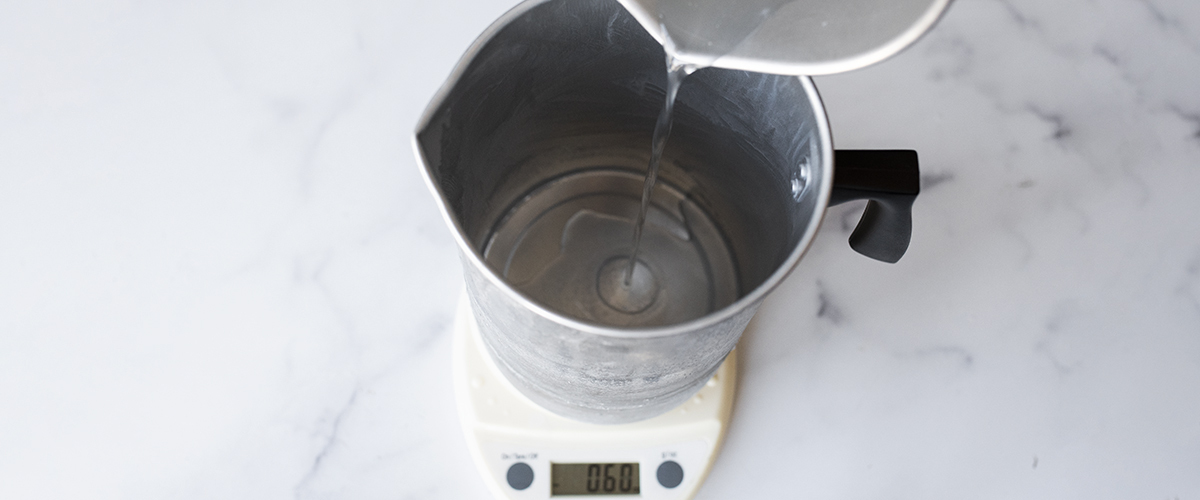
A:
3,0,1199,498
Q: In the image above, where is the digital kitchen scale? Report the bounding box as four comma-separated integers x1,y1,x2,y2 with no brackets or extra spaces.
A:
451,293,737,499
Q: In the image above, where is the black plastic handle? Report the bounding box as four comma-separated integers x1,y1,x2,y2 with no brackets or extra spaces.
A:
829,150,920,264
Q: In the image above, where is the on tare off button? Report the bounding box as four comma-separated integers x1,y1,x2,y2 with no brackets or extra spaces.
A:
506,462,534,491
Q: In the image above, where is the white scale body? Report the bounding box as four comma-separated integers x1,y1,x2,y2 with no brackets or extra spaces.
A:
452,294,736,500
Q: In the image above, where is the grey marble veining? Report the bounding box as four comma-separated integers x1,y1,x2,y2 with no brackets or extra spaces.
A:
0,0,1198,498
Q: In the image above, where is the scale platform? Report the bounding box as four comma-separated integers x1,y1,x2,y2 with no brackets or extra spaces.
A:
451,294,737,499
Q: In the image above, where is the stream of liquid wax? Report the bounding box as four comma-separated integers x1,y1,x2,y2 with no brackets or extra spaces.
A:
516,55,705,320
624,55,696,286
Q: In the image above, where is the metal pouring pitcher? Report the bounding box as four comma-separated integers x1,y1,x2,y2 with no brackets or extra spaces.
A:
415,0,921,424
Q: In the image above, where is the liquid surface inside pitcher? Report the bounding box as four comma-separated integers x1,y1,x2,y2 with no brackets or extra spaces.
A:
482,162,739,328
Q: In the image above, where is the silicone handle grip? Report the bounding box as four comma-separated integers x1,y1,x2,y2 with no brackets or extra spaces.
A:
829,150,920,263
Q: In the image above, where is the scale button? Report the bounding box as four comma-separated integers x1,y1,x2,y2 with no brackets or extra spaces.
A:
656,461,684,488
506,462,534,490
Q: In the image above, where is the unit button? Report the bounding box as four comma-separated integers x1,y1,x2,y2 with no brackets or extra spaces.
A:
506,462,534,490
656,460,684,488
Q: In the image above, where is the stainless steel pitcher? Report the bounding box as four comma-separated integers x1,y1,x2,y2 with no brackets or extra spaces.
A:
414,0,920,424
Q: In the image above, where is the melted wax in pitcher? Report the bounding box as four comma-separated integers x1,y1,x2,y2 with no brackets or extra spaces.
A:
490,54,736,327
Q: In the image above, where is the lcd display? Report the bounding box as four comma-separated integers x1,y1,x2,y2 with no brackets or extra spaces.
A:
551,463,640,496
